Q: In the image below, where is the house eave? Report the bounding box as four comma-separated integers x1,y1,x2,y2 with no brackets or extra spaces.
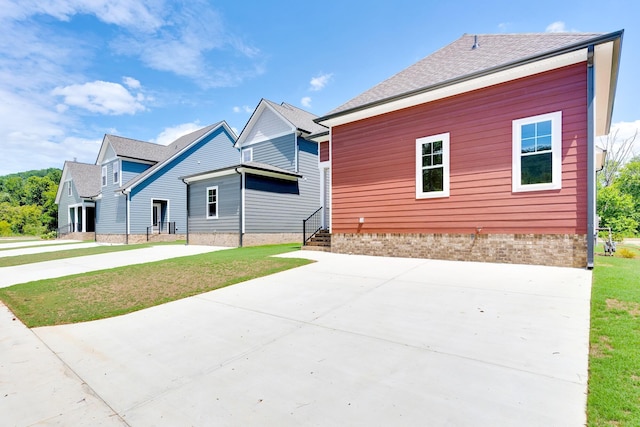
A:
316,30,624,129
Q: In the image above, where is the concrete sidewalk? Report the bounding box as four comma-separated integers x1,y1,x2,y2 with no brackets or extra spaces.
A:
6,250,592,426
0,241,101,257
0,245,229,288
0,239,83,249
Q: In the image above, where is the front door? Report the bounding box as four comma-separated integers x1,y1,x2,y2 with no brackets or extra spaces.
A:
152,202,162,232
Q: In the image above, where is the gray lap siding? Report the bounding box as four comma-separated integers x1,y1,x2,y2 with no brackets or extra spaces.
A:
251,133,296,170
245,138,319,233
188,174,240,233
96,160,127,234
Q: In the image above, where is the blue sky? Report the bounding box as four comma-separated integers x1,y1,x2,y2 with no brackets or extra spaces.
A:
0,0,637,175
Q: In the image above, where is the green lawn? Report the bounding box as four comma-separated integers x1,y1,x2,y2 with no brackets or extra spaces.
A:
0,241,185,267
588,244,640,426
0,244,310,327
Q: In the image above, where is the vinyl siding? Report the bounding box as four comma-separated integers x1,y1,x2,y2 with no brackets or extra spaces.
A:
128,127,238,234
250,133,296,171
331,63,588,235
245,137,319,233
122,161,152,185
244,106,293,144
57,180,82,228
188,174,240,233
320,141,329,162
95,160,127,234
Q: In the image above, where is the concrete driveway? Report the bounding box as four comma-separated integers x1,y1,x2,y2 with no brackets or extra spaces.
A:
4,251,592,426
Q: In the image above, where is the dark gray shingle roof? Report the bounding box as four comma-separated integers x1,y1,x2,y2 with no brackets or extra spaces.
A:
66,161,101,198
328,32,603,116
106,135,167,163
265,100,327,135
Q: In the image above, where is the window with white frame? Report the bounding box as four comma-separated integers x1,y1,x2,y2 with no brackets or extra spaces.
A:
206,186,218,219
242,148,253,163
67,182,72,196
416,132,450,199
512,111,562,192
113,160,120,185
101,166,107,187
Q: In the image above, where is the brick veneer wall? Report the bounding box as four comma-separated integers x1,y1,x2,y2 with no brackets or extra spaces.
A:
332,233,587,268
188,233,301,247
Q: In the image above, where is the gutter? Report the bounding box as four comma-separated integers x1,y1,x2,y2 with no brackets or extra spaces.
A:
586,45,596,269
316,30,624,125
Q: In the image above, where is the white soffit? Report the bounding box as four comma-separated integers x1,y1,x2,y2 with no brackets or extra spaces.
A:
594,41,615,137
321,49,589,127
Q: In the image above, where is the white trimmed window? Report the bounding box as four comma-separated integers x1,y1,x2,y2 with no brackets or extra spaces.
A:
242,148,253,163
206,186,218,219
416,132,450,199
67,182,72,196
113,160,120,185
512,111,562,192
101,165,107,187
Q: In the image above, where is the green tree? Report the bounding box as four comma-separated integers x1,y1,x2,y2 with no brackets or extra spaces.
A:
597,184,639,239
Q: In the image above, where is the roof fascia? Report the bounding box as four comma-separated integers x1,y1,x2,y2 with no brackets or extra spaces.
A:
317,30,624,127
594,32,623,135
54,162,70,204
235,100,295,148
122,123,226,193
95,135,113,165
307,131,329,143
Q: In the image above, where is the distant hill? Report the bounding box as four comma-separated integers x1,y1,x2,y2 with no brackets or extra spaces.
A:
0,168,62,236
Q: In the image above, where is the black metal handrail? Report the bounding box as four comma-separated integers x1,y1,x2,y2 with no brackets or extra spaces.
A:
147,221,177,241
303,207,323,244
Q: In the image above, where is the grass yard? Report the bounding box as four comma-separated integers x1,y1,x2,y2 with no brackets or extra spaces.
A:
0,244,310,328
588,243,640,426
0,241,185,267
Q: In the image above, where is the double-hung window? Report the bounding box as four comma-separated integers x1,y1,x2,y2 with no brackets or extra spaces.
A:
101,166,107,187
512,111,562,192
113,160,120,185
206,186,218,219
242,148,253,163
67,182,72,196
416,132,450,199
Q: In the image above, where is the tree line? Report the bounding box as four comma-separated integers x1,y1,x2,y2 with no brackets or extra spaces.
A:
597,130,639,241
0,168,61,237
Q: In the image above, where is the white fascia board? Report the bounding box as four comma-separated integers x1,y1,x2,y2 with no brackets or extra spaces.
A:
320,49,588,128
54,165,71,204
182,169,238,184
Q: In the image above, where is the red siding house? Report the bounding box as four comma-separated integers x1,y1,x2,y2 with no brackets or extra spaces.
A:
315,32,623,268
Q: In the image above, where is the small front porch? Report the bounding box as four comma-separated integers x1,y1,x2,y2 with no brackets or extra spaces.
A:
60,202,95,238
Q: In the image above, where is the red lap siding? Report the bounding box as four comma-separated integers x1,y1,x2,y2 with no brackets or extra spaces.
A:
331,63,588,235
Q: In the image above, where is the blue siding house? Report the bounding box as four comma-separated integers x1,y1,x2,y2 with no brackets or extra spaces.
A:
56,121,239,243
55,161,101,240
182,100,327,246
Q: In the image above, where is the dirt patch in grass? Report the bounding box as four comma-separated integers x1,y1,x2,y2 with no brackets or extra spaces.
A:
606,299,640,317
590,336,613,358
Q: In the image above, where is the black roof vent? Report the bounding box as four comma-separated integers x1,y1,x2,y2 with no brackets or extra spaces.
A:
472,35,480,50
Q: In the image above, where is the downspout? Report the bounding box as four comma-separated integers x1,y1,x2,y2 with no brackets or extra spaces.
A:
121,190,129,245
586,44,596,269
234,168,243,247
183,179,190,245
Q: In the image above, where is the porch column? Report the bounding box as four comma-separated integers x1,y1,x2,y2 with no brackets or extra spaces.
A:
81,205,87,232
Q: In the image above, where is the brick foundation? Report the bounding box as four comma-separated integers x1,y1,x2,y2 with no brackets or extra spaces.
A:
187,233,301,247
331,233,588,268
95,234,186,244
59,232,95,241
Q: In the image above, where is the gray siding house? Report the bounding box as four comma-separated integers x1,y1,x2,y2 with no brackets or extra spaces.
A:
183,100,327,246
55,161,102,240
56,121,239,243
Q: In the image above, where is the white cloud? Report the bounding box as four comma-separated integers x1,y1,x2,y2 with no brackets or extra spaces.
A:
0,0,164,32
301,97,312,108
52,80,146,115
497,23,511,32
123,76,141,89
545,21,579,33
599,120,640,160
152,122,203,146
309,73,333,92
233,105,252,113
